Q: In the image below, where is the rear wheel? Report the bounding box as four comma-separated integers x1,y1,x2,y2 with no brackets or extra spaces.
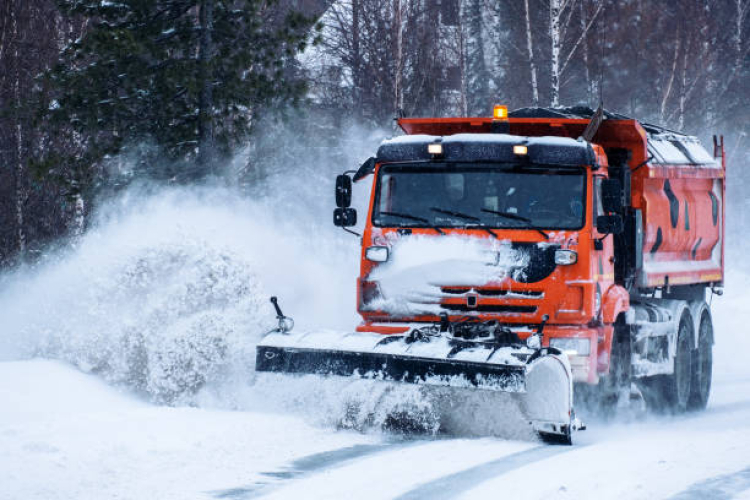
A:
642,310,693,413
688,311,713,410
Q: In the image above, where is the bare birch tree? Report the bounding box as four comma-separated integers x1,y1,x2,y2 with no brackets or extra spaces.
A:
523,0,539,106
548,0,603,107
393,0,406,116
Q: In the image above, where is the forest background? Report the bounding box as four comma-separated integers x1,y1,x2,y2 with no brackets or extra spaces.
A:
0,0,747,266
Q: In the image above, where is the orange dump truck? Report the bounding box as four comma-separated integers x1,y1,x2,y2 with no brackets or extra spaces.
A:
257,106,725,443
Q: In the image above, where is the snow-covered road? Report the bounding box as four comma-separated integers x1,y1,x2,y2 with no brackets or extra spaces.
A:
3,293,750,500
2,361,750,500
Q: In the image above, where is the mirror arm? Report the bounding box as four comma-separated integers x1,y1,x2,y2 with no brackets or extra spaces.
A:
341,227,361,237
593,234,609,250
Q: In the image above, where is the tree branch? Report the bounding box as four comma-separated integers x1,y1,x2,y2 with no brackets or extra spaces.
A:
560,0,603,75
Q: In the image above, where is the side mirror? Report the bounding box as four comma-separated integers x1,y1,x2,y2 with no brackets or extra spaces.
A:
336,175,352,208
596,214,624,235
334,208,357,227
601,179,623,213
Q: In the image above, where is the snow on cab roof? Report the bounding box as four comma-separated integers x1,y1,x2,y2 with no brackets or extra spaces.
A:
381,133,585,148
377,133,595,167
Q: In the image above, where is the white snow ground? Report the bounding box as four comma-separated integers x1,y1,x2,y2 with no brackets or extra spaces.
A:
3,327,750,500
2,274,750,500
2,182,750,499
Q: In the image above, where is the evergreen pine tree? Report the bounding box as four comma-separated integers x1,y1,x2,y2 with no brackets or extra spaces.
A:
38,0,319,186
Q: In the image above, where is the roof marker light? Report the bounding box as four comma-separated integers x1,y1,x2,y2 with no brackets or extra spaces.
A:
428,143,443,155
493,105,508,120
513,145,528,155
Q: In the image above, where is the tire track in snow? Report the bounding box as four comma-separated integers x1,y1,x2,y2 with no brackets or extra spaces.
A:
393,444,575,500
668,466,750,499
211,439,425,499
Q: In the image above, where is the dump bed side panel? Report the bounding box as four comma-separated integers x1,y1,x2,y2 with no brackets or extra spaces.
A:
635,140,724,288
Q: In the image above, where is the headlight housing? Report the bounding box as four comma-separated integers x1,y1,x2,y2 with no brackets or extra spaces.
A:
549,337,591,356
554,249,578,265
365,246,389,262
359,280,384,309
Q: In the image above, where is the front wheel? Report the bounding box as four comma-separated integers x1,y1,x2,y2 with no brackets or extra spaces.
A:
595,322,632,417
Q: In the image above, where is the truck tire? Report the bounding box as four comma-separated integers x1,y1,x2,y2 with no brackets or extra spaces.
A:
641,310,694,413
688,310,713,410
596,320,631,417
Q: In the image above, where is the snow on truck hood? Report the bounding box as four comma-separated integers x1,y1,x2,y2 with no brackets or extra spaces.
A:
366,235,536,315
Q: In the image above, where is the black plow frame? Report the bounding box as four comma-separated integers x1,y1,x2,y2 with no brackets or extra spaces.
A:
256,345,527,392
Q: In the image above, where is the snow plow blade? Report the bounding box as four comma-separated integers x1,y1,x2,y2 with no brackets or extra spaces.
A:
256,343,526,391
256,330,578,442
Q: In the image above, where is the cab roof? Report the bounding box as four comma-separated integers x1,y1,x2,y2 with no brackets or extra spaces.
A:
375,133,596,168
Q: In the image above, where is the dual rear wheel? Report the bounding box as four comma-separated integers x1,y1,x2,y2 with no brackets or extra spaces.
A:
688,311,713,410
640,308,713,413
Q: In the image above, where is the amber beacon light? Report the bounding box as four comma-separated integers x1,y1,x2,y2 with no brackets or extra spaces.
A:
493,105,508,120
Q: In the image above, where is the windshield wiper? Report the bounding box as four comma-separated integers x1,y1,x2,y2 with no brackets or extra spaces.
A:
480,208,549,240
429,207,500,239
379,211,445,235
480,208,531,223
430,207,480,222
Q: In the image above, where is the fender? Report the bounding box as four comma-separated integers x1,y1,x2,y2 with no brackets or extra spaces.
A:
601,284,630,325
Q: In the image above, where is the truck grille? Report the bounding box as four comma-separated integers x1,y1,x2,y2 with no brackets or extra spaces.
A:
441,287,543,298
441,304,538,314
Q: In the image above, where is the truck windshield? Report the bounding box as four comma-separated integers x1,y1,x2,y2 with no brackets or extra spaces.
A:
373,164,586,230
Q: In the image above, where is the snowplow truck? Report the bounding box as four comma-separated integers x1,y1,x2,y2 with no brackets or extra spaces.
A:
257,106,725,443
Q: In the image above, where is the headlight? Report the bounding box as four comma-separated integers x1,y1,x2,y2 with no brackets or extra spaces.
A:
549,337,591,356
365,246,389,262
360,280,384,309
554,249,577,265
